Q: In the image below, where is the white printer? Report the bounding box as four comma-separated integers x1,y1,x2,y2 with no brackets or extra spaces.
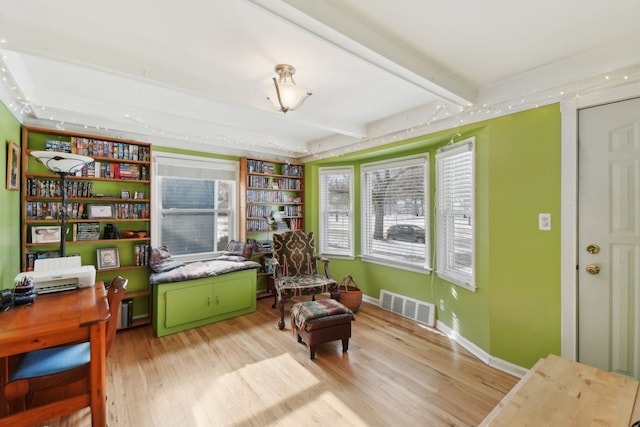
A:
14,256,96,294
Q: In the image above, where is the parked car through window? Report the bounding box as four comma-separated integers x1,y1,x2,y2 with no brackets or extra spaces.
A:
386,224,425,243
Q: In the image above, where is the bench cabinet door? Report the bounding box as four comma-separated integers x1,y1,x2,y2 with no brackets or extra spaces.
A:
165,283,213,328
213,277,254,316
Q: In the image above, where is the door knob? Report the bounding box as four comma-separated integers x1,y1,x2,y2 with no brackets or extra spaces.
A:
586,244,600,254
586,264,600,275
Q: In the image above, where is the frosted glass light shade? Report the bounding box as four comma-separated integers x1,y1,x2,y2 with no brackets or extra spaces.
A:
268,64,312,113
31,151,94,174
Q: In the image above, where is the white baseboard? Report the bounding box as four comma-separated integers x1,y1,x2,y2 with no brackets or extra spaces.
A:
436,320,528,379
361,295,528,378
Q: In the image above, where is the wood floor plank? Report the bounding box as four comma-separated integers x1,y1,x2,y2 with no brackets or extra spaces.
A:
34,296,518,426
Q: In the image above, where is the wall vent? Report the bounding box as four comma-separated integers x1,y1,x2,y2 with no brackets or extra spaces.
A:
379,289,435,327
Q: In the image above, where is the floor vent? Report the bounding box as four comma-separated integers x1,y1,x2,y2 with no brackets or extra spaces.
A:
379,289,435,327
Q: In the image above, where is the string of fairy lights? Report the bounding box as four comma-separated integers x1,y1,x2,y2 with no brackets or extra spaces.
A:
1,50,639,159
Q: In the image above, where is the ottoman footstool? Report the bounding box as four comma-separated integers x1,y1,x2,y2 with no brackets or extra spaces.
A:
290,299,355,359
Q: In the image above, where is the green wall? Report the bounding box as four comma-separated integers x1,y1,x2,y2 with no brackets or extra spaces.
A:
305,104,562,368
0,103,22,288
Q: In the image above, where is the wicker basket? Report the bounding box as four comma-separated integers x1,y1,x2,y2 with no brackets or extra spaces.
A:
332,275,362,313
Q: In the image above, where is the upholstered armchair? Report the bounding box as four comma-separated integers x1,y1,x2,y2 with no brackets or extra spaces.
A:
272,231,338,329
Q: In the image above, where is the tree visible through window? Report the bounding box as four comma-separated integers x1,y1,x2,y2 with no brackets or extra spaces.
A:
361,155,429,271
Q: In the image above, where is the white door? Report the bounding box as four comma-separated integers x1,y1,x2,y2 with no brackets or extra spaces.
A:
578,96,640,379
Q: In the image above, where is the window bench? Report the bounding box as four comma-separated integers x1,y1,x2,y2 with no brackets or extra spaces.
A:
152,268,257,337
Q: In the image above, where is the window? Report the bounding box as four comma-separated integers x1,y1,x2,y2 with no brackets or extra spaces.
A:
361,155,429,272
152,153,237,261
435,137,475,290
319,166,354,257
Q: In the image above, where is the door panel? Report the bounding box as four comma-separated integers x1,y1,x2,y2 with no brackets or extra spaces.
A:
578,97,640,379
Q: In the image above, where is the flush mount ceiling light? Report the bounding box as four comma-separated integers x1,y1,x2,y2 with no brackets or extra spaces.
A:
268,64,312,114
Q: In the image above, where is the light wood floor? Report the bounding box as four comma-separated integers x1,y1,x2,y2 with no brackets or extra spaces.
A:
39,296,518,427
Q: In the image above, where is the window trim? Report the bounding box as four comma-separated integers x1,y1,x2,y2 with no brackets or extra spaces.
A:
360,154,430,273
152,152,239,262
318,166,355,258
435,137,476,291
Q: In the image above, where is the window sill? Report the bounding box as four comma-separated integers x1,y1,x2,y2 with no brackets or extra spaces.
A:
436,271,476,292
360,255,432,275
319,253,355,261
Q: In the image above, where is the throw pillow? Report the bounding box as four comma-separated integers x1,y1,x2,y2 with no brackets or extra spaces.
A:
223,240,253,259
149,245,185,273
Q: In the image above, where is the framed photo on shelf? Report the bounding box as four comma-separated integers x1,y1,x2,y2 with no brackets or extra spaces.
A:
6,140,20,191
32,226,61,243
134,191,145,199
97,247,120,269
89,204,114,219
121,190,131,199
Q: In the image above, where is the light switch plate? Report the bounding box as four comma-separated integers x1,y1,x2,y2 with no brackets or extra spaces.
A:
539,213,551,231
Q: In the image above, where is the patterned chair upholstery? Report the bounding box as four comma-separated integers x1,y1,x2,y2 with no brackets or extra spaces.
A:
272,231,338,329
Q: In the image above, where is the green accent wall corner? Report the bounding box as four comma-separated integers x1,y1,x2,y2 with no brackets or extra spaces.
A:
305,104,562,369
0,103,22,289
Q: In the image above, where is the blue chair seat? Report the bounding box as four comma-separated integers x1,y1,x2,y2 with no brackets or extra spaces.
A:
10,342,90,381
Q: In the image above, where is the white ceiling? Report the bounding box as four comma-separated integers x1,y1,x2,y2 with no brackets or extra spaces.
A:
1,0,639,160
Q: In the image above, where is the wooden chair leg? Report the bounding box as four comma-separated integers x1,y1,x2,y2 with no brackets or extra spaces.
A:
5,379,28,413
278,300,286,330
342,338,349,353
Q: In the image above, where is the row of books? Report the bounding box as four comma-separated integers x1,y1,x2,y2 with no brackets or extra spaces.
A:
84,162,149,181
26,178,93,198
27,202,86,220
247,159,275,174
26,202,150,220
247,176,302,190
281,164,304,177
114,203,150,219
247,189,303,203
246,218,301,232
247,218,273,232
134,244,151,266
287,218,303,230
116,299,134,329
283,206,303,216
246,205,273,218
246,160,303,177
45,137,151,162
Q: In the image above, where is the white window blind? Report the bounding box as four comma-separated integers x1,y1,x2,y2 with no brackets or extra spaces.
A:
319,166,354,257
435,138,475,290
152,153,238,261
361,155,429,271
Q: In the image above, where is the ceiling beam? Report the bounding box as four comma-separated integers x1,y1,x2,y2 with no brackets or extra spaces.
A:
249,0,477,106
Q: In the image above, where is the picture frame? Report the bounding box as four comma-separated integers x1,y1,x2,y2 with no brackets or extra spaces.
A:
120,190,130,199
32,226,61,243
6,140,20,191
134,191,145,199
89,204,114,219
97,247,120,269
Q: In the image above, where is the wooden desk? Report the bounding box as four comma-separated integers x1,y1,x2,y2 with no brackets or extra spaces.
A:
480,354,640,426
0,282,109,427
